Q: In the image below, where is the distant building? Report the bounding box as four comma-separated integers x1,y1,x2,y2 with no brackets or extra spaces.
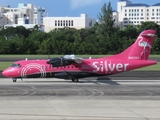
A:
0,3,46,30
4,18,36,29
34,6,46,25
117,0,160,29
43,14,96,32
2,1,160,31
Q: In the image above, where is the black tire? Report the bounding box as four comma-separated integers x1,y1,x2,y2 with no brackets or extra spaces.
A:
74,78,79,83
71,77,79,83
12,78,17,83
13,80,16,83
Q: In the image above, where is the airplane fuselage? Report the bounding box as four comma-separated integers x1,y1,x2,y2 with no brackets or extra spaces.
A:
2,58,156,79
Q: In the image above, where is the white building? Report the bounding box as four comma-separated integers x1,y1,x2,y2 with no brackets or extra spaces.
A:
17,3,34,24
117,0,160,29
0,3,46,29
2,4,34,23
117,0,132,22
34,6,46,25
4,18,36,29
43,14,96,32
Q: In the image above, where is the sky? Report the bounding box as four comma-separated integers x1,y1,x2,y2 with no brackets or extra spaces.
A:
0,0,159,20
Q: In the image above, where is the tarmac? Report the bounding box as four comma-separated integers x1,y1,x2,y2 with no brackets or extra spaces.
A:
0,71,160,120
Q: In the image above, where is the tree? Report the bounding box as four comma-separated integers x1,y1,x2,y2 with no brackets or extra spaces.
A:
123,25,138,39
98,2,114,36
33,25,39,31
138,21,160,33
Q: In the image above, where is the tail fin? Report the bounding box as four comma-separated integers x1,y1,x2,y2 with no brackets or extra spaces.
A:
105,30,156,60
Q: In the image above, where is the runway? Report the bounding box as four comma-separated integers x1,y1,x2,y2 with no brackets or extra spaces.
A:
1,78,160,99
0,72,160,120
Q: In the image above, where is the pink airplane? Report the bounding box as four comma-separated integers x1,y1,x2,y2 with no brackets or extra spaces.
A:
2,30,157,83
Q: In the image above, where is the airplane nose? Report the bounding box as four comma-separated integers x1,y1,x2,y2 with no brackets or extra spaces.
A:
2,70,8,77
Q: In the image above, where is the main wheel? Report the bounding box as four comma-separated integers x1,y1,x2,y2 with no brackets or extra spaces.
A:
71,77,79,83
74,78,79,83
13,80,16,83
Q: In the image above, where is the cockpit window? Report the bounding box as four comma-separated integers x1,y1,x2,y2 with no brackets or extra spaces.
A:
11,64,21,67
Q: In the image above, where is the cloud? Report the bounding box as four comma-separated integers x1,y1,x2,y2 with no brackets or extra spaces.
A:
70,0,102,9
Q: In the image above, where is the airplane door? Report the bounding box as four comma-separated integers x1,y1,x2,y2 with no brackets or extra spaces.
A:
47,65,55,77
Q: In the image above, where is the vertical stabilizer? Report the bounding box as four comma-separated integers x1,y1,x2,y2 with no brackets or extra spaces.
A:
105,30,156,60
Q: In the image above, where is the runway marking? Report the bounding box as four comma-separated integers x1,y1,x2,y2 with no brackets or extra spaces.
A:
0,112,142,120
95,80,160,85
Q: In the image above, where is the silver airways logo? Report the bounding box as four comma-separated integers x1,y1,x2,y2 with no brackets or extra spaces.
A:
92,60,129,74
21,63,46,78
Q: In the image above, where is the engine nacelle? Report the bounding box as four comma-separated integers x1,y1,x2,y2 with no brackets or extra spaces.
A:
47,57,75,67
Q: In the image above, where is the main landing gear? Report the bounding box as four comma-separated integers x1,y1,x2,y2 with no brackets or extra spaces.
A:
12,78,23,83
72,77,79,83
69,76,79,83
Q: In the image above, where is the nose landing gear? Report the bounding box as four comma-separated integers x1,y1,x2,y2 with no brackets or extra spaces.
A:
12,78,17,83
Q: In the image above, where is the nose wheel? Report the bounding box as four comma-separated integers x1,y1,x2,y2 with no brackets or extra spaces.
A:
12,78,17,83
